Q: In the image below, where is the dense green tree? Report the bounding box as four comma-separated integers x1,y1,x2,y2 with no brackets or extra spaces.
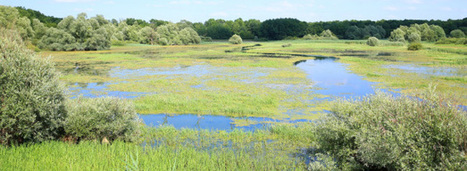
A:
345,26,362,40
139,26,158,45
450,29,465,38
260,18,307,40
0,6,34,40
389,28,406,42
157,23,201,45
15,6,61,27
366,37,379,46
40,13,112,51
407,33,421,43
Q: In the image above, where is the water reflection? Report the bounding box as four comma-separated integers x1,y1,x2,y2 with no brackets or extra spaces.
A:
295,57,376,98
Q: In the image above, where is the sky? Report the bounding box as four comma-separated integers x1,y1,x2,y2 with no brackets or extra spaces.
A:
1,0,466,22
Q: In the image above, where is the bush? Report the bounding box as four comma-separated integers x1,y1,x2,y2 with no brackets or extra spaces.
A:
313,89,467,170
407,42,423,50
407,33,421,43
229,34,242,44
366,37,379,46
0,29,67,145
65,97,141,142
435,38,467,45
450,29,465,38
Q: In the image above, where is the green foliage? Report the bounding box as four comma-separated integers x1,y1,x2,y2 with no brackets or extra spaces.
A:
389,28,406,42
314,90,467,170
156,23,201,45
0,6,34,40
366,37,379,46
407,42,423,50
319,29,339,40
390,23,446,42
15,6,61,27
0,29,67,145
435,37,467,45
407,32,421,43
345,25,386,39
65,97,141,142
228,34,242,44
260,18,307,40
450,29,465,38
39,13,112,51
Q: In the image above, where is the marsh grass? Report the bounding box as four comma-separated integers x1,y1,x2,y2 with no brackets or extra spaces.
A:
0,125,314,170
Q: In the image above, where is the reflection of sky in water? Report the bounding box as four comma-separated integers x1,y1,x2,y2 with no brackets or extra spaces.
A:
296,58,376,99
70,57,396,131
385,64,465,77
139,114,311,132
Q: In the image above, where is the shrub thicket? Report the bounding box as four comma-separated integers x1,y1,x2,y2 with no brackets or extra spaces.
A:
366,37,379,46
0,29,67,145
65,97,141,142
407,42,423,50
312,90,467,170
229,34,242,44
450,29,465,38
407,32,421,43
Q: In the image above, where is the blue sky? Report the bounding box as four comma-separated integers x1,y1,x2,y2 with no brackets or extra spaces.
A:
1,0,466,22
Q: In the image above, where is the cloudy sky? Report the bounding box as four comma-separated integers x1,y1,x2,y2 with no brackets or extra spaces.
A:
1,0,466,22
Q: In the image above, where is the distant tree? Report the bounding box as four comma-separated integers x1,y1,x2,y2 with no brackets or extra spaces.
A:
450,29,465,38
229,34,242,44
407,33,421,43
157,23,201,45
260,18,307,40
389,28,406,42
139,26,158,45
345,26,362,39
40,13,112,51
206,24,232,39
319,29,338,40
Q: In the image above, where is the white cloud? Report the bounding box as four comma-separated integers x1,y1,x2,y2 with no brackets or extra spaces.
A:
55,0,96,2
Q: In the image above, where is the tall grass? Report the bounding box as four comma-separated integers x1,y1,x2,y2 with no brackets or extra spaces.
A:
0,125,314,170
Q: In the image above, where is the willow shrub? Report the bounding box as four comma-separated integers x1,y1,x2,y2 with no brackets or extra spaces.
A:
313,89,467,170
229,34,242,44
366,37,379,46
0,29,67,145
65,97,141,142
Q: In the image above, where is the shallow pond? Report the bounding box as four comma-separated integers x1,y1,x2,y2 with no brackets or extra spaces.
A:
384,64,465,77
69,56,383,130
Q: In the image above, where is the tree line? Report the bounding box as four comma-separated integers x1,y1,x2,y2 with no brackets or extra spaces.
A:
2,5,466,51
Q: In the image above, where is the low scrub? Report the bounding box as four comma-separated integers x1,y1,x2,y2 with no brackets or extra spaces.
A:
0,29,67,146
407,42,423,51
65,97,141,142
366,37,379,46
312,89,467,170
435,38,467,45
229,34,242,44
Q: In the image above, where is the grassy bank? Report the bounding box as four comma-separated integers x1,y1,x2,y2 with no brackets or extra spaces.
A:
0,125,313,170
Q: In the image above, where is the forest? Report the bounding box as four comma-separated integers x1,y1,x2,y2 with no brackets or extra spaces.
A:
4,6,465,51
